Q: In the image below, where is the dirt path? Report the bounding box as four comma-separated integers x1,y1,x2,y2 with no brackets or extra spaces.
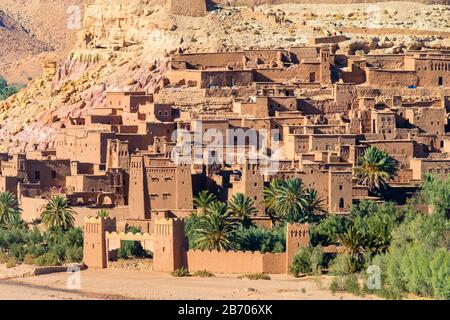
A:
0,269,378,300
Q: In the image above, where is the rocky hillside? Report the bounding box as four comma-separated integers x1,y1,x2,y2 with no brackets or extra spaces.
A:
0,0,449,152
0,0,91,83
0,10,51,83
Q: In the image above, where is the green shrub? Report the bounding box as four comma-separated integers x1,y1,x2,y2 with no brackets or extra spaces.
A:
240,273,271,280
25,244,46,258
290,246,323,277
65,246,83,263
9,243,25,261
343,274,361,295
0,76,20,100
430,249,450,299
192,270,215,278
171,267,190,277
329,275,361,296
369,242,450,299
328,253,353,275
35,252,60,266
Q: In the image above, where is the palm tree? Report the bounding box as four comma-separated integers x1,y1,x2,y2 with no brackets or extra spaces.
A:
193,190,217,215
303,188,326,219
228,193,257,226
263,179,283,215
355,147,398,192
194,201,238,251
264,178,324,223
41,196,76,229
0,191,22,226
338,225,366,272
275,178,308,223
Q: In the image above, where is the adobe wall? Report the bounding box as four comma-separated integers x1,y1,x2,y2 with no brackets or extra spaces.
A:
366,69,418,87
200,70,254,88
20,196,47,222
255,64,321,83
186,250,286,274
0,176,18,195
172,52,244,69
410,159,450,181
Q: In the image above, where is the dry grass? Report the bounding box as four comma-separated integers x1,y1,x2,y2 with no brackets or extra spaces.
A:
239,273,271,280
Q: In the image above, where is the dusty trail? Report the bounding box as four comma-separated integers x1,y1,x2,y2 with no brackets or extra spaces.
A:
0,269,377,300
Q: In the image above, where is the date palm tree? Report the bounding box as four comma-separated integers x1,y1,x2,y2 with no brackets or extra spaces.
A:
194,201,238,251
303,189,326,219
193,190,217,215
338,225,366,272
355,147,398,192
263,178,284,222
228,193,257,226
41,195,76,230
0,191,22,227
275,178,308,223
264,178,323,223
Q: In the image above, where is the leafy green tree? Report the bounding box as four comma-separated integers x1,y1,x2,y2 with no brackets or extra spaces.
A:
421,173,450,216
233,225,285,253
194,201,239,251
392,209,448,250
193,190,217,215
351,201,401,254
355,147,398,192
310,214,349,246
228,193,257,226
0,192,22,227
41,196,76,230
430,249,450,299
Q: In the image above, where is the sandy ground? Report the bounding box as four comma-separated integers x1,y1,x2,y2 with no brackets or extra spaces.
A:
0,269,379,300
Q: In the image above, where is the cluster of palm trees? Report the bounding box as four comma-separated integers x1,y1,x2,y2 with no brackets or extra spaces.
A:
190,146,398,253
190,179,325,251
0,192,76,230
190,191,257,251
264,178,325,223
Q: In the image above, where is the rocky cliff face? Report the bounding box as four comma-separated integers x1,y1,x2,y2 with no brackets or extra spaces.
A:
0,0,449,152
